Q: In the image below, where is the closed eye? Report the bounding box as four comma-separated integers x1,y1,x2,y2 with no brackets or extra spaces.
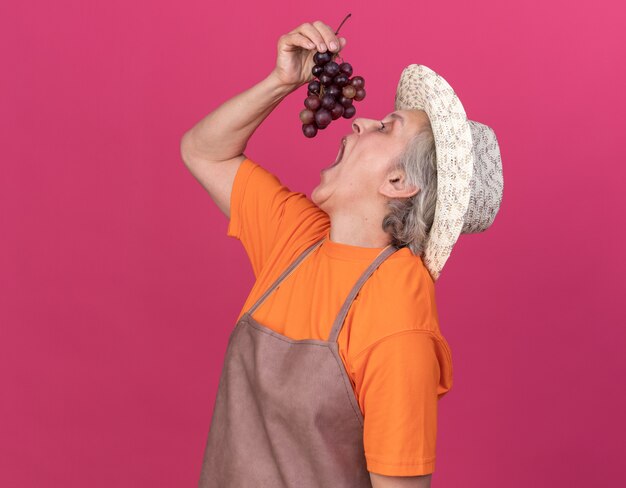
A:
378,121,387,132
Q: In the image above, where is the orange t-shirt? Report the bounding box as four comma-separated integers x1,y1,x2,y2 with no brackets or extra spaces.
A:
226,157,453,477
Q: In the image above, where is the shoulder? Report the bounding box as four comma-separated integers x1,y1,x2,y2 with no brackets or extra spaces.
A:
349,249,442,342
374,249,437,323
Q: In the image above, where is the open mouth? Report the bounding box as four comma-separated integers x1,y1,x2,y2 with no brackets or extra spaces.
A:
329,137,347,168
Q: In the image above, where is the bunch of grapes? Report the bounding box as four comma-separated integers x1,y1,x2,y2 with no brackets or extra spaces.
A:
300,14,365,138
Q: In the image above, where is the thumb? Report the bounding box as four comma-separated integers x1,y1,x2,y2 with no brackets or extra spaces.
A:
339,37,347,48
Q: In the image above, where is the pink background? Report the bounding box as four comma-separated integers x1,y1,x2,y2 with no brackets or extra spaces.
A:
2,1,624,486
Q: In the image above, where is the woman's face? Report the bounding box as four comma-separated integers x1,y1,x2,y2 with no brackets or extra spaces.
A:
311,109,430,214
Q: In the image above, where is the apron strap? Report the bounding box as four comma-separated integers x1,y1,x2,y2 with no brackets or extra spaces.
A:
246,237,326,317
327,244,400,343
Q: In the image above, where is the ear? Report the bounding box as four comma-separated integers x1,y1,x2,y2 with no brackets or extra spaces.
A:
379,169,420,199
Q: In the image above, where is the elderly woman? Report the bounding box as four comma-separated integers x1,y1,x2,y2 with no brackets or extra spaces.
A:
181,20,503,488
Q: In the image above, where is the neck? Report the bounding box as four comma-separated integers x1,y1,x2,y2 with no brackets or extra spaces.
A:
327,203,391,248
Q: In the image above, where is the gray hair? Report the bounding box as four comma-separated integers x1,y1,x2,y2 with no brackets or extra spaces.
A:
381,119,438,256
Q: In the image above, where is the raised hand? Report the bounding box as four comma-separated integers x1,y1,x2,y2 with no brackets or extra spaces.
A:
271,21,347,88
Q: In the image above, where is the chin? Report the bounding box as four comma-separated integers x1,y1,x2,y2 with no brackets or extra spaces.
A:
311,187,321,207
310,186,327,211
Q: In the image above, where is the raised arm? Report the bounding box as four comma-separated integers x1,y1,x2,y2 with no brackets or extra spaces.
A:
179,73,297,218
180,21,346,218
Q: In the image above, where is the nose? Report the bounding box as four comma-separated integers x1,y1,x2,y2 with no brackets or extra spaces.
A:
352,118,378,134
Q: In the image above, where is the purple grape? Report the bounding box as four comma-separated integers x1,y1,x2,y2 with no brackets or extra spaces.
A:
321,94,336,110
315,108,332,127
305,95,321,110
303,124,318,138
354,88,366,101
351,76,365,89
300,108,315,124
339,62,353,77
314,51,333,65
330,104,344,120
342,105,356,118
323,61,340,77
319,73,333,86
333,74,349,87
312,65,324,77
308,80,321,94
339,96,353,107
327,85,342,98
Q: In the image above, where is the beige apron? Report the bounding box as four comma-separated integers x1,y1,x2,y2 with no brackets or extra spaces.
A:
198,236,400,487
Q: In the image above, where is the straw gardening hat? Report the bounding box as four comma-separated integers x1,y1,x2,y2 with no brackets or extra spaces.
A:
394,64,504,282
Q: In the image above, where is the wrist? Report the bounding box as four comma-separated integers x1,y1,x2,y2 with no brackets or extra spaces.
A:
266,71,301,95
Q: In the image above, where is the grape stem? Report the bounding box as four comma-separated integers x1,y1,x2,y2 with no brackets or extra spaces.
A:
330,14,348,68
334,13,351,36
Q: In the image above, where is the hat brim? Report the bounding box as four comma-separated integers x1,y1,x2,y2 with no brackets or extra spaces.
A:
394,64,474,282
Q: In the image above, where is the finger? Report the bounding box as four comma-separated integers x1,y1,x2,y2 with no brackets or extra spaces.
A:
312,20,341,53
282,32,316,51
297,23,328,53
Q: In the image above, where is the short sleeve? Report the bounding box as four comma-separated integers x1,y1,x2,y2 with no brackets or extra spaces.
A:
227,157,328,278
351,329,453,476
